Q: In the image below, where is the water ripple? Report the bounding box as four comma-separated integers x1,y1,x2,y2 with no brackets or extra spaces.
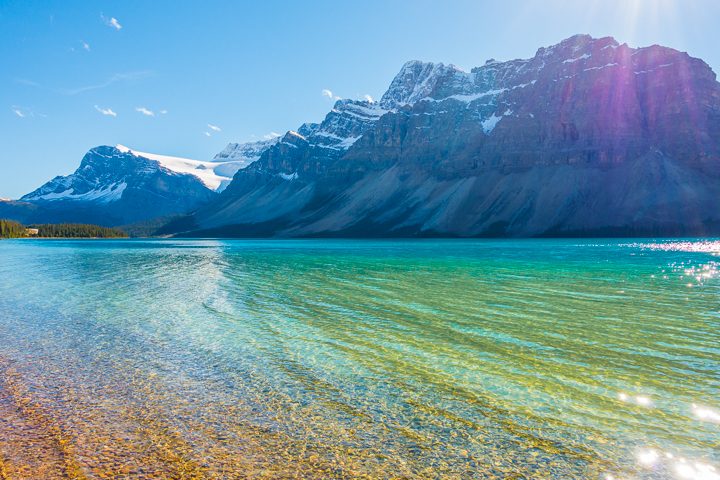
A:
0,239,718,478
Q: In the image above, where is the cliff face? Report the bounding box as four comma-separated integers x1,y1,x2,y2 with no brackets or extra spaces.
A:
180,35,720,237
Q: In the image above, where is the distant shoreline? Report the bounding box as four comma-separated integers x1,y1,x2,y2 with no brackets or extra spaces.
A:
3,235,720,242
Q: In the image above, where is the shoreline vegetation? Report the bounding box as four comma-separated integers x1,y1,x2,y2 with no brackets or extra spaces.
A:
0,219,127,239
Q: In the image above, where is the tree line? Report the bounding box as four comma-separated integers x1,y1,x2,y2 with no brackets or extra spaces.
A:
0,219,26,238
0,219,128,238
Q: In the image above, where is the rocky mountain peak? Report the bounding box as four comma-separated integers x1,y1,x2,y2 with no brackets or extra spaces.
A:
379,61,470,108
535,34,617,58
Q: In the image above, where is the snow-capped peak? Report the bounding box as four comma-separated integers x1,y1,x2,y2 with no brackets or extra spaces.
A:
380,61,447,107
379,61,476,108
212,137,279,166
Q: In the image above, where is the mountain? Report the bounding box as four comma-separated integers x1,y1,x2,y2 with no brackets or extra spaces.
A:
17,146,221,225
167,35,720,237
211,137,280,172
7,138,282,227
0,199,44,225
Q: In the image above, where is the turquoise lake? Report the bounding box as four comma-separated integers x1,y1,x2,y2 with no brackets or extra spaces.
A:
0,239,718,478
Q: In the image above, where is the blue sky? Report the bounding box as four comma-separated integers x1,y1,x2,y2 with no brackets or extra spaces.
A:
1,0,718,198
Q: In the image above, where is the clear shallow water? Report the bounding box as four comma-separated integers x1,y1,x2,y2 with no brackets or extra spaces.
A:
0,239,718,479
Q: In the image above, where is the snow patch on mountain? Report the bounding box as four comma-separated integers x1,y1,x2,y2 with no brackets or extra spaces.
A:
31,182,127,202
563,53,591,63
212,138,279,171
116,145,237,191
300,99,387,151
481,109,513,134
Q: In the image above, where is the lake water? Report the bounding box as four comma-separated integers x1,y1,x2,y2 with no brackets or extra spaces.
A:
0,239,718,479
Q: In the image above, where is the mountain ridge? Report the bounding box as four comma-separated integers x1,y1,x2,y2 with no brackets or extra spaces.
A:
8,34,720,236
169,34,720,237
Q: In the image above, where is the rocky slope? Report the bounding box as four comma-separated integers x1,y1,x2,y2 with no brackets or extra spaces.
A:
172,34,720,237
0,199,44,225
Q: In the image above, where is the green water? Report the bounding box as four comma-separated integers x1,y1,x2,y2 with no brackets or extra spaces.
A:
0,239,718,479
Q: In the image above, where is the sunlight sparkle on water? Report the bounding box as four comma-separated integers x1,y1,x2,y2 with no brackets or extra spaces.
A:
627,240,720,254
674,460,719,480
638,448,660,466
631,449,720,480
618,392,654,407
693,404,720,424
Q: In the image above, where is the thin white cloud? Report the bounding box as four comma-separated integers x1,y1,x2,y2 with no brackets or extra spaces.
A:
11,106,45,118
94,105,117,117
364,94,374,103
320,88,342,101
101,14,122,30
15,78,41,87
263,132,281,140
17,72,153,96
135,106,155,116
159,109,168,114
321,89,341,100
208,123,221,132
82,41,91,51
204,131,212,137
60,71,153,96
